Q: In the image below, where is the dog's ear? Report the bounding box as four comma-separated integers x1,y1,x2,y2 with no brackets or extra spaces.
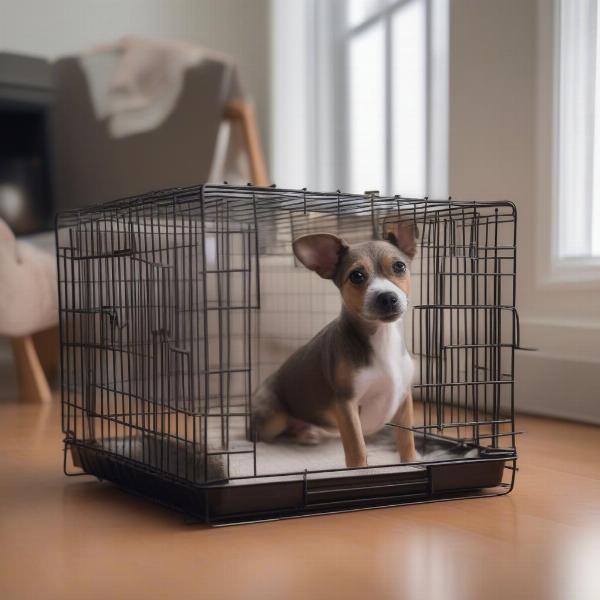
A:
383,217,419,259
293,233,349,279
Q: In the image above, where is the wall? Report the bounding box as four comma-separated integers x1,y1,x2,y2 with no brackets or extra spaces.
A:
0,0,270,160
448,0,600,422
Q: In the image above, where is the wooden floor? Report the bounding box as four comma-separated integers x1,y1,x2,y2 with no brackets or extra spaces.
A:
1,377,600,599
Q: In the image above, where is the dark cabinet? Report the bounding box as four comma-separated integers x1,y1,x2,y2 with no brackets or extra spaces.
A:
0,52,54,235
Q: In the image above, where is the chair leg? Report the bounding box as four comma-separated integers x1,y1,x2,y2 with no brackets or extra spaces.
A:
11,334,53,403
32,325,60,381
224,100,270,187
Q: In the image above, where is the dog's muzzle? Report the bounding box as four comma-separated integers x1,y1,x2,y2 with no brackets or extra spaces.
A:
373,291,403,321
365,288,408,322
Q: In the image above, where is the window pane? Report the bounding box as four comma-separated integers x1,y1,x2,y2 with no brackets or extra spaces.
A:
347,0,388,29
557,0,597,257
592,1,600,257
348,22,386,194
391,0,426,196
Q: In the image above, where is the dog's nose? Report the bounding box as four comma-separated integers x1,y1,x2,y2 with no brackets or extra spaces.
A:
376,291,399,312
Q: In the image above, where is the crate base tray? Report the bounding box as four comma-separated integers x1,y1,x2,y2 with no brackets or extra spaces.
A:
69,430,515,524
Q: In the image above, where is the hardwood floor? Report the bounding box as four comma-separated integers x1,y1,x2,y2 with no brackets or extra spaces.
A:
1,371,599,599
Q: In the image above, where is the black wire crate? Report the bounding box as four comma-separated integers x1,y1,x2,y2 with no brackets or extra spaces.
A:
56,184,519,524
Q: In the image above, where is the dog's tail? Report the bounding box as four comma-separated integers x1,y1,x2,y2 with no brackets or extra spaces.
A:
250,375,288,443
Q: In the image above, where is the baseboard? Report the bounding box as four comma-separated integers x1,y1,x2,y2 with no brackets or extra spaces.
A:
2,326,595,423
516,351,600,425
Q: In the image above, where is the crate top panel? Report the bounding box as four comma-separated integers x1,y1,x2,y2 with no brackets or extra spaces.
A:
56,184,517,228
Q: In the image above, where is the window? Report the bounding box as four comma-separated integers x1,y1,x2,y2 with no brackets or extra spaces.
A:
345,0,427,195
270,0,448,197
342,0,428,196
556,0,600,259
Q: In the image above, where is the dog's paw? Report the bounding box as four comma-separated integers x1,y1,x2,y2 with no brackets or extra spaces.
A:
295,426,322,446
402,450,422,463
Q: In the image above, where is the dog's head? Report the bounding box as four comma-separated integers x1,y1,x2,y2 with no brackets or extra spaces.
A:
293,218,418,323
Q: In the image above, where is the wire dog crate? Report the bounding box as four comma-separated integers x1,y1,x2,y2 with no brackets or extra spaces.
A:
57,184,520,524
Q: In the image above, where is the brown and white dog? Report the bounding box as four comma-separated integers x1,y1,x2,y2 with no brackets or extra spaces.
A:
254,220,419,468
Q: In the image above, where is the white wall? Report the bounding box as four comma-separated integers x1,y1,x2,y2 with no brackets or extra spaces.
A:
448,0,600,422
0,0,270,160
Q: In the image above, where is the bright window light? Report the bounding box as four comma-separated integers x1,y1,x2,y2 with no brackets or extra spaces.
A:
392,0,426,196
593,2,600,257
557,0,600,258
347,0,388,29
345,0,428,196
348,22,386,194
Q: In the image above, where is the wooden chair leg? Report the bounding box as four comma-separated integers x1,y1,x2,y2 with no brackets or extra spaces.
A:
32,325,60,381
11,332,54,403
224,100,270,187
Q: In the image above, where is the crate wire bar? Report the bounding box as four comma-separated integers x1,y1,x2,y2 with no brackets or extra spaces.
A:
56,184,519,524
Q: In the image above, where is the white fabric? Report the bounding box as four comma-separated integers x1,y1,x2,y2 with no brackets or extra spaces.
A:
79,34,226,138
78,34,252,183
0,219,58,337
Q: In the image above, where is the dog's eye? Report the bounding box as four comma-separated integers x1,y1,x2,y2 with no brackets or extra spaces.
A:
392,261,407,274
349,270,366,284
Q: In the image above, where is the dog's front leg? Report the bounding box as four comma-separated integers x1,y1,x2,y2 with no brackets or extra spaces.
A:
334,400,367,468
393,390,418,463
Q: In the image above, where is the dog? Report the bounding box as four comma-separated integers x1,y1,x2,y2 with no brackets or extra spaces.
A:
253,218,419,468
